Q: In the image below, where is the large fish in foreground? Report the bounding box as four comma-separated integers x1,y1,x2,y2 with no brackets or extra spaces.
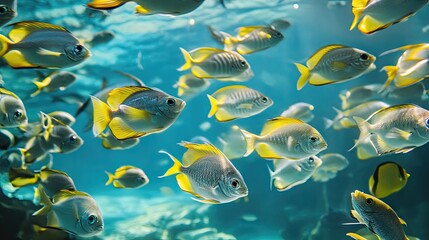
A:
0,21,90,69
91,86,185,140
368,162,410,199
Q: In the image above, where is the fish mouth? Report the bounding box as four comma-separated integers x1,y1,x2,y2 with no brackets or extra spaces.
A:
351,190,361,199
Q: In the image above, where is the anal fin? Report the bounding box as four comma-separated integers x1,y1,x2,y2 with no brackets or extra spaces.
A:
109,117,145,140
3,50,38,68
255,143,284,159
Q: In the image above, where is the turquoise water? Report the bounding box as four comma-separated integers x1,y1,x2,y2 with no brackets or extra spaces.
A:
1,0,429,239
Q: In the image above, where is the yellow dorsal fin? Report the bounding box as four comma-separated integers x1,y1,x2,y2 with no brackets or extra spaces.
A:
115,165,135,177
307,45,346,68
107,86,150,110
398,217,407,226
261,117,304,135
236,26,265,37
53,190,90,203
212,85,248,96
179,142,224,167
190,47,224,62
0,87,19,99
9,21,70,43
40,168,68,181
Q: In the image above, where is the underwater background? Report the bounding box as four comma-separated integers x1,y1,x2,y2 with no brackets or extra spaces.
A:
1,0,429,239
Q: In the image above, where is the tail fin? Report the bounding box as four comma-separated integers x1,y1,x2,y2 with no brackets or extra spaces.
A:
350,0,369,30
178,48,194,71
325,107,344,129
159,150,183,177
33,185,52,216
267,164,275,191
87,0,126,10
105,171,115,186
90,96,112,137
349,117,372,151
295,63,311,90
207,94,218,118
31,80,47,97
0,35,11,57
239,128,257,157
380,66,397,92
324,117,334,130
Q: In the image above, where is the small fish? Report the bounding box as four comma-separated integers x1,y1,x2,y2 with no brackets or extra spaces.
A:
369,162,410,199
312,153,349,182
34,186,104,237
0,129,16,150
239,117,327,160
87,30,115,47
19,111,75,139
295,44,376,90
207,85,273,122
91,86,185,140
325,101,389,130
31,71,77,97
105,165,149,189
384,82,429,102
280,102,314,122
352,104,429,155
350,0,428,34
0,0,17,27
339,84,383,110
47,111,76,126
87,0,205,16
174,74,210,100
98,130,139,150
381,43,429,90
178,47,253,82
0,149,25,196
268,156,322,191
0,88,27,128
217,125,247,160
268,19,291,31
347,190,409,240
160,142,248,204
0,21,90,69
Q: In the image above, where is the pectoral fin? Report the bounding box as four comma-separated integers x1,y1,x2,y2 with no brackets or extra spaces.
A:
38,48,62,57
385,128,412,141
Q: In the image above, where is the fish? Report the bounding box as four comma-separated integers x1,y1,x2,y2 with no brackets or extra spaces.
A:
217,125,247,160
348,227,421,240
312,153,349,182
32,225,73,240
0,129,16,150
0,21,91,69
19,111,75,139
98,130,139,150
31,71,77,97
268,19,291,31
267,156,322,191
174,74,210,100
0,0,17,27
350,0,428,34
0,87,28,128
280,102,314,122
91,86,185,140
324,101,390,130
209,26,284,55
22,136,54,164
0,149,25,196
33,186,104,237
295,44,376,90
369,162,410,198
381,43,429,90
160,142,248,204
87,30,115,47
352,104,429,155
87,0,205,16
239,117,327,160
347,190,410,240
383,82,429,102
339,84,383,110
105,165,149,189
207,85,273,122
178,47,253,82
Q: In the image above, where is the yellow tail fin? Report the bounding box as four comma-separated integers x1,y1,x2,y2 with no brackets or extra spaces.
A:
105,171,115,186
207,94,218,118
33,185,52,216
381,66,398,91
87,0,126,10
159,150,183,177
91,96,112,137
178,48,194,71
239,128,257,157
295,63,311,90
0,35,11,57
350,8,364,31
31,81,47,97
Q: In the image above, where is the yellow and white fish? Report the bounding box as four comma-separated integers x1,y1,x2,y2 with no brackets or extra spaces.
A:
352,104,429,155
268,156,322,191
207,85,273,122
87,0,205,16
350,0,428,34
295,45,376,90
178,47,253,82
0,88,27,128
91,86,185,140
105,165,149,189
174,74,210,100
312,153,349,182
31,71,77,97
160,142,248,204
239,117,327,160
0,21,90,69
369,161,410,198
339,84,383,110
280,102,314,123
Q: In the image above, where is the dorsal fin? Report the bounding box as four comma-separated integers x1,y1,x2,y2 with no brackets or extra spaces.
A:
189,47,224,62
307,45,347,68
40,168,69,181
107,86,150,110
8,21,70,43
261,117,304,135
0,87,19,99
53,190,90,203
236,26,265,37
179,142,224,167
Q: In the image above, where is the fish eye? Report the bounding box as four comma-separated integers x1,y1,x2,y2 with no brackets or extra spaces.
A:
230,178,240,189
360,53,369,61
69,135,77,142
0,6,8,14
88,215,97,225
74,45,84,55
310,136,318,143
14,110,22,119
240,60,246,66
166,98,176,106
365,198,373,205
426,118,429,128
261,97,268,103
308,157,314,163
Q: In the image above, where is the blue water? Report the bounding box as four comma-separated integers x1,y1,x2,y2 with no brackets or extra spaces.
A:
1,0,429,239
